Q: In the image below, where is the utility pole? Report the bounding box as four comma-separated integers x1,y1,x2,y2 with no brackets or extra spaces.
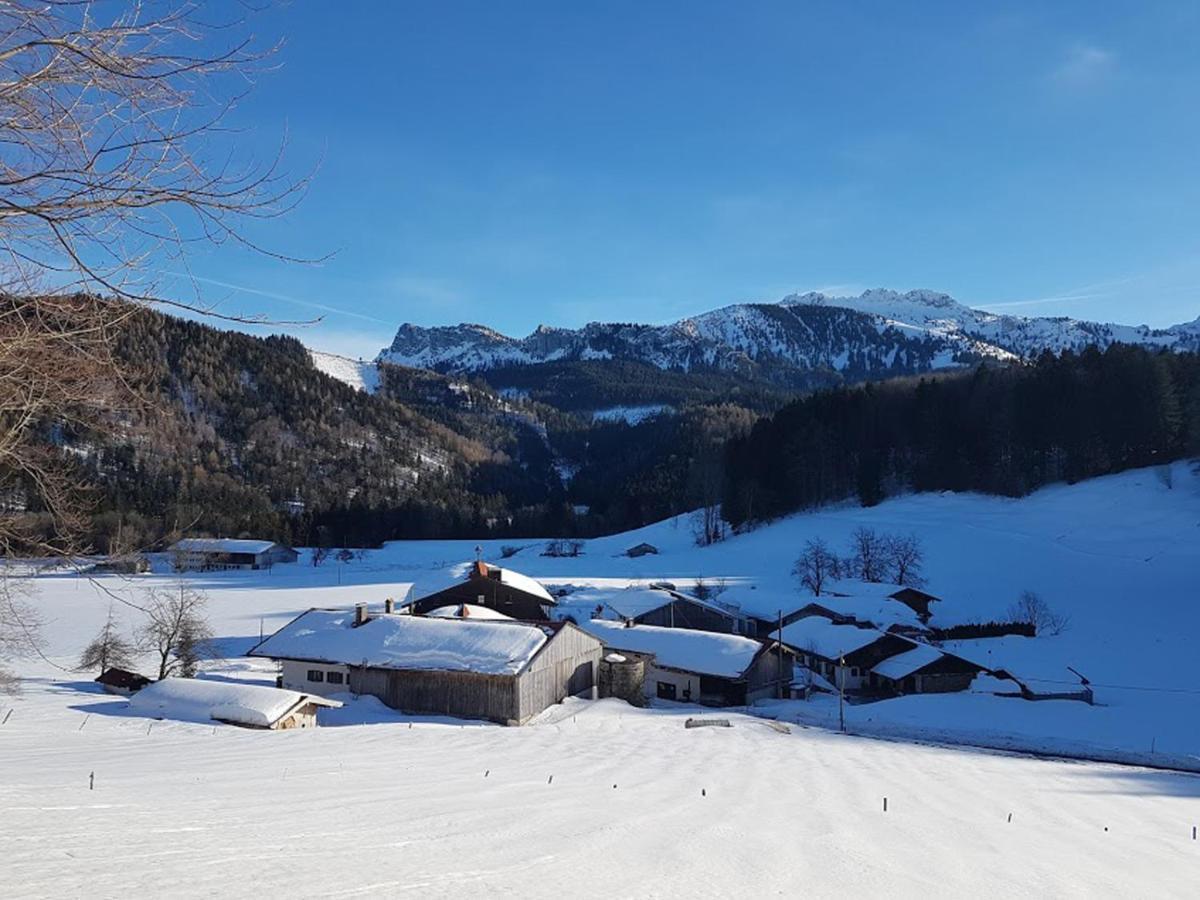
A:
777,609,784,700
838,652,846,733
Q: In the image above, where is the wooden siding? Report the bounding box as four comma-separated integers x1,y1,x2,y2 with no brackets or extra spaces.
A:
743,645,793,703
516,624,603,723
411,578,550,621
635,599,737,634
349,666,519,724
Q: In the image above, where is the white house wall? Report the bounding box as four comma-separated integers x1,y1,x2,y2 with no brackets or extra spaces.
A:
280,660,350,697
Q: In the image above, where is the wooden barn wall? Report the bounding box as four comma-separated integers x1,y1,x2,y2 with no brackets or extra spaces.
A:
349,667,519,724
635,601,736,634
744,647,793,702
516,627,603,723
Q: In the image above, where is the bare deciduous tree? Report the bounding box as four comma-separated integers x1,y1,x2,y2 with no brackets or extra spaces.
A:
849,526,887,583
1008,590,1069,637
793,537,837,596
0,574,42,691
0,1,312,686
883,533,925,587
138,584,214,679
77,604,135,672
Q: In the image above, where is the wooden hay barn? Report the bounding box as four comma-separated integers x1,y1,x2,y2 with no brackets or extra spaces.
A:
250,607,603,726
95,667,151,695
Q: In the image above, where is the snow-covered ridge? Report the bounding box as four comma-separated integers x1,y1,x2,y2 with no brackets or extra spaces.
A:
378,288,1199,379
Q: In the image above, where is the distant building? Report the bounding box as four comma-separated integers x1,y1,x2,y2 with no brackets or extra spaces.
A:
598,586,760,636
169,538,298,571
250,605,603,726
625,542,659,558
127,677,340,729
95,667,151,695
403,561,557,621
577,619,792,707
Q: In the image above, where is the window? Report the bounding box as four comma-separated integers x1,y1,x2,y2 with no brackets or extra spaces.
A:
656,681,677,700
326,671,344,685
850,667,860,677
306,669,324,683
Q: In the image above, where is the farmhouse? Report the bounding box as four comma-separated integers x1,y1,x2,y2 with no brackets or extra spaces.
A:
577,618,791,707
250,605,603,725
169,538,298,571
95,667,151,695
568,586,760,636
403,561,556,621
127,677,340,729
773,618,983,696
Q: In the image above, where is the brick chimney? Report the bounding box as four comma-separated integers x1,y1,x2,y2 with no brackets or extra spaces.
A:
353,602,369,627
384,597,395,615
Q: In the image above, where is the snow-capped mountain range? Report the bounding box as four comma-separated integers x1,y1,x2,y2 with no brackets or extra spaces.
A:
379,289,1200,383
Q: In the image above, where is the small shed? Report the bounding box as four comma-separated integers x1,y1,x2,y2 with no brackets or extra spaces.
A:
249,607,602,725
625,542,659,558
127,678,340,729
871,644,984,694
95,667,151,695
577,619,791,707
169,538,298,571
404,561,557,621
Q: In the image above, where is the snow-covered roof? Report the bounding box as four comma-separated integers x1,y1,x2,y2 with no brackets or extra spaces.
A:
870,643,945,680
251,609,554,676
492,564,555,603
127,677,339,728
794,595,924,630
170,538,280,555
576,619,764,679
792,667,837,693
425,604,514,620
408,561,555,605
772,618,893,660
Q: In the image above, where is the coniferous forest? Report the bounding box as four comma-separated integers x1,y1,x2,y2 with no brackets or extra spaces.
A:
722,345,1200,527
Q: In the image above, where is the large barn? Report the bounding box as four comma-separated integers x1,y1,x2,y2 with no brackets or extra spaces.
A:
169,538,298,571
402,561,557,621
577,619,791,707
250,605,602,725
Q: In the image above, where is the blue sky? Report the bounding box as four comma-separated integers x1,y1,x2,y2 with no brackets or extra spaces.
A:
164,2,1200,357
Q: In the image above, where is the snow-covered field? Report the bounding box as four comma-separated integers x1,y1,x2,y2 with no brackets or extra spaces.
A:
3,463,1200,895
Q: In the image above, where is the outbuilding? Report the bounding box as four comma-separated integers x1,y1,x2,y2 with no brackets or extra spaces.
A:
870,643,983,694
169,538,298,571
127,677,340,729
249,606,602,725
403,561,557,621
577,618,791,707
95,667,151,695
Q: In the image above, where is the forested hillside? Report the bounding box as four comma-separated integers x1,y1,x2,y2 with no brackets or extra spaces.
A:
33,309,764,551
722,345,1200,526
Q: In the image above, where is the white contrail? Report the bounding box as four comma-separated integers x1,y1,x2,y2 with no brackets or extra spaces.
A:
160,272,395,326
